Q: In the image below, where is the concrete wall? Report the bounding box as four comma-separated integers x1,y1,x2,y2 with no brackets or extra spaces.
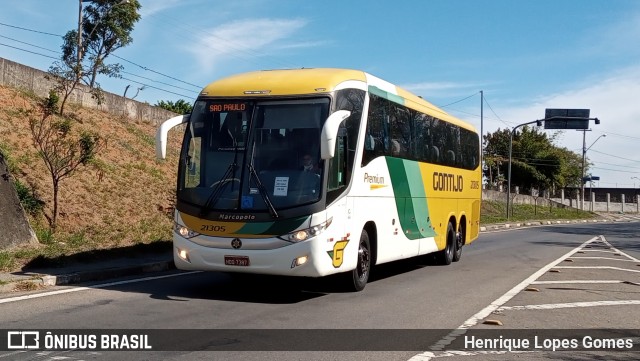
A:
0,154,38,249
552,194,640,213
0,57,178,125
483,190,568,209
484,189,638,214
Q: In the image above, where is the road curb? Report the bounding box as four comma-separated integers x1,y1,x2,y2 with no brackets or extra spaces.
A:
479,218,627,233
1,260,175,293
41,260,176,286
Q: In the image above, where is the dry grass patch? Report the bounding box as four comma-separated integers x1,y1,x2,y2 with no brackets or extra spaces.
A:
0,85,183,272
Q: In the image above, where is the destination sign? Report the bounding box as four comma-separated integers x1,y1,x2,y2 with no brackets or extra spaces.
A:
209,103,247,112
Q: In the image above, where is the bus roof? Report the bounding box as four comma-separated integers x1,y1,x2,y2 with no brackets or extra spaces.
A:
199,68,477,132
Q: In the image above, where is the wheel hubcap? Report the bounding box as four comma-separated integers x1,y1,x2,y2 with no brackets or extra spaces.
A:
357,244,370,280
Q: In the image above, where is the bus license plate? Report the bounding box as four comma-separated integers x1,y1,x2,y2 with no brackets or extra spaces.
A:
224,256,250,266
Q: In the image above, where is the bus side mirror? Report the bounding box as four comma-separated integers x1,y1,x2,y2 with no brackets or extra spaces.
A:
156,114,190,159
320,110,351,160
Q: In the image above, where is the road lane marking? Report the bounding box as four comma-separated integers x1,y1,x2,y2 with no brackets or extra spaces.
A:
531,280,631,284
414,236,601,355
497,300,640,311
411,234,638,360
408,350,537,360
553,266,640,273
0,271,201,305
600,238,640,262
568,256,638,262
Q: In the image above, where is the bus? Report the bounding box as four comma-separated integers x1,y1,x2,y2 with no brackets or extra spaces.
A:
156,68,481,291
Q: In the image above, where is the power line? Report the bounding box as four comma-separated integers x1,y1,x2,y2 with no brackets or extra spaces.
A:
438,92,479,108
0,21,61,37
120,70,199,94
0,42,58,60
0,34,59,54
111,54,202,89
481,95,512,128
0,21,201,93
591,166,640,174
590,149,640,163
120,76,194,99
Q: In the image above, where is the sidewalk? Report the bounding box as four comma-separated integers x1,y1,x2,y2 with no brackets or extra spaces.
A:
1,214,637,294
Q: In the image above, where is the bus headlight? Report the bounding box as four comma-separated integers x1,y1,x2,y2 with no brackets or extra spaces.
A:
174,223,200,239
285,218,332,243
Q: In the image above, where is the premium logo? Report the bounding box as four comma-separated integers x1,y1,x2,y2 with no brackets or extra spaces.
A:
231,238,242,249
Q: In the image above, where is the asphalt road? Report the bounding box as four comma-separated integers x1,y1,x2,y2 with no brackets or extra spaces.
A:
1,222,639,360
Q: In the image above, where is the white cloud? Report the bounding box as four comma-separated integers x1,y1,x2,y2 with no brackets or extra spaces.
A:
139,0,185,17
187,18,309,72
492,65,640,187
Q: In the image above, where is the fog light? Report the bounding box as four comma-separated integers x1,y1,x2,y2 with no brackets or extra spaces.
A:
291,255,308,268
177,249,190,263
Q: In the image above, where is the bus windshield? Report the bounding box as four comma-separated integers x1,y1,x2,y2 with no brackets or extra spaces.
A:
178,98,330,214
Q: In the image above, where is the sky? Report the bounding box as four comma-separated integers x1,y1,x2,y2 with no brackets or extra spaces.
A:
1,0,640,189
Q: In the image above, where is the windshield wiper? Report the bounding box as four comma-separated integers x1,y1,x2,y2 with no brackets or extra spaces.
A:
200,146,241,216
247,163,279,218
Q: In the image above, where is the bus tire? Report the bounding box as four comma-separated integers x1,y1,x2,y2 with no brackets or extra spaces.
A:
453,223,464,262
436,222,454,265
349,229,371,291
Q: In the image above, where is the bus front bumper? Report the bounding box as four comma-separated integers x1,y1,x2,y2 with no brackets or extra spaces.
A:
172,234,338,277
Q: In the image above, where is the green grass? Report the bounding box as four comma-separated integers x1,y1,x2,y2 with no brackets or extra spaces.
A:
481,200,595,224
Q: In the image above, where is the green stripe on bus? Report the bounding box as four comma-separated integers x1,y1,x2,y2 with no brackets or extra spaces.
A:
368,86,405,106
259,216,309,235
386,158,435,239
237,221,276,234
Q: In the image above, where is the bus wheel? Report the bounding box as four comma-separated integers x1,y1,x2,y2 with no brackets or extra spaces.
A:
453,223,464,262
350,229,371,291
436,222,454,265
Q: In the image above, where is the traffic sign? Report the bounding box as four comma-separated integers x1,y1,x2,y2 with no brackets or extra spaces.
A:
544,109,590,129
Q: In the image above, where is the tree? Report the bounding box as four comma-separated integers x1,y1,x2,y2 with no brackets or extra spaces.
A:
155,99,193,114
80,0,141,88
50,0,141,115
483,127,583,194
28,91,104,231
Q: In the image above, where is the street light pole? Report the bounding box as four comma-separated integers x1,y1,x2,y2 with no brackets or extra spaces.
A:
581,133,606,210
506,119,541,220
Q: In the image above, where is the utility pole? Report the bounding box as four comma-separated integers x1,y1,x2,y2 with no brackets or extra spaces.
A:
77,0,83,77
480,90,483,194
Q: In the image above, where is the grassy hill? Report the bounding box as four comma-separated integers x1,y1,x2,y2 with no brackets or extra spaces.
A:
0,85,183,271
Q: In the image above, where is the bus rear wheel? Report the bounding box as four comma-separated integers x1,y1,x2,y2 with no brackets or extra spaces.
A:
453,222,464,262
436,222,455,265
349,229,371,292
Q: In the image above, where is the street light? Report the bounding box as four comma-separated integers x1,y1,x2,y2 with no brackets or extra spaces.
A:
632,176,640,188
506,119,541,219
581,133,606,210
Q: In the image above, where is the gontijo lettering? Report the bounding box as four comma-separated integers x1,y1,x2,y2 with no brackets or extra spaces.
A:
433,172,463,192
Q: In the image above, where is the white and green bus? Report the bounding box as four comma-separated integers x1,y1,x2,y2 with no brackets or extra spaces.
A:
156,68,481,291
